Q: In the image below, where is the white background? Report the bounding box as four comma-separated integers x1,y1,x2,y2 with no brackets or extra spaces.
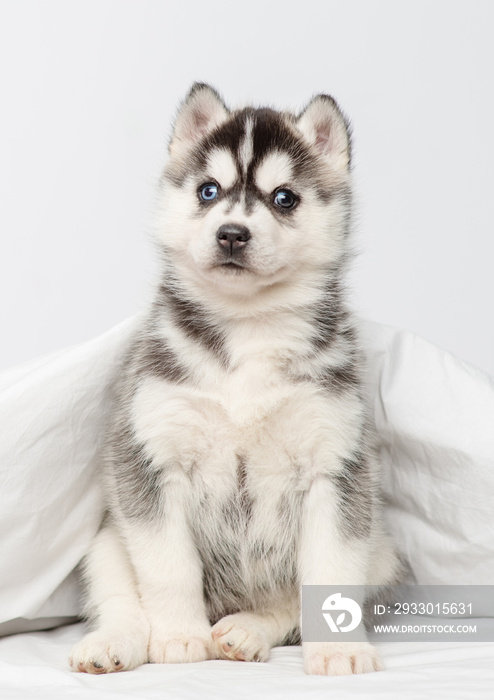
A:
0,0,493,375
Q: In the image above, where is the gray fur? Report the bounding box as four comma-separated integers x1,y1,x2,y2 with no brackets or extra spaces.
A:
333,454,374,539
156,279,229,364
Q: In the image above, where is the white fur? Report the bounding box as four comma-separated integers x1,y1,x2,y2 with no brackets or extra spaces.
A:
69,524,150,672
254,150,293,193
206,148,238,189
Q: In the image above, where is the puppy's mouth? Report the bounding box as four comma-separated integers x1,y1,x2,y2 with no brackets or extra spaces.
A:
216,259,249,272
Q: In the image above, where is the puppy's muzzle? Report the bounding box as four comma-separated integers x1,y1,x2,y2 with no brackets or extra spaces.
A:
216,224,251,256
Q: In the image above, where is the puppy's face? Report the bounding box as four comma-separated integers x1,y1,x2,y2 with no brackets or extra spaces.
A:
156,85,352,296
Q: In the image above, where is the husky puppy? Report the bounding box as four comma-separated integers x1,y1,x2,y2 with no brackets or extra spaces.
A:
69,84,400,676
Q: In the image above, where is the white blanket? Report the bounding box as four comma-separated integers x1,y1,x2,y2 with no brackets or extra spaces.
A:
0,316,140,630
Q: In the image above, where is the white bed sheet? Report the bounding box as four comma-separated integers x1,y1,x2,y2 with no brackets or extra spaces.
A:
0,622,493,700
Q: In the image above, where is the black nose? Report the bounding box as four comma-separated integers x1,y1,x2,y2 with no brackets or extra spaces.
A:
216,224,251,254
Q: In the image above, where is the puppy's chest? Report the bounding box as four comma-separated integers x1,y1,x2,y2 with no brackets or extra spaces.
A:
213,349,297,427
133,349,301,454
132,345,355,480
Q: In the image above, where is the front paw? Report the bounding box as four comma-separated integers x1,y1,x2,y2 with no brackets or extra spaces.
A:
148,629,214,664
69,630,148,674
211,613,270,662
303,641,383,675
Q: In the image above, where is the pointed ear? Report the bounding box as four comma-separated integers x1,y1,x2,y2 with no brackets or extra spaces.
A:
296,95,352,170
169,83,229,156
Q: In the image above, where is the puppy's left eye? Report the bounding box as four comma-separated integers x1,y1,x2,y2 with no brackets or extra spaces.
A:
199,183,219,201
273,189,297,209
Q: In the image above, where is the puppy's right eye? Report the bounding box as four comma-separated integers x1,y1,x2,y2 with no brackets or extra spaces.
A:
199,183,219,201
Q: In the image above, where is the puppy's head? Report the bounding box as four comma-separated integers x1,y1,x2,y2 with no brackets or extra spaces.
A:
156,83,352,298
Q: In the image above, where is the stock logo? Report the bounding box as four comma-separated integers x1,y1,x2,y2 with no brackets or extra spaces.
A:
322,593,362,633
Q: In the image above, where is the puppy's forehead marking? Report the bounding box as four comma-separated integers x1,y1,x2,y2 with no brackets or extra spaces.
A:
254,151,294,194
206,148,238,189
239,116,254,176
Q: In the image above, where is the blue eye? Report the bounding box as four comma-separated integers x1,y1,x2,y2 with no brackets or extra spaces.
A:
274,189,297,209
199,183,219,201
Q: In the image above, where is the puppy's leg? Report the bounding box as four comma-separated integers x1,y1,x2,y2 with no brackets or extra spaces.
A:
69,522,150,673
123,479,214,664
211,596,299,662
299,474,382,676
